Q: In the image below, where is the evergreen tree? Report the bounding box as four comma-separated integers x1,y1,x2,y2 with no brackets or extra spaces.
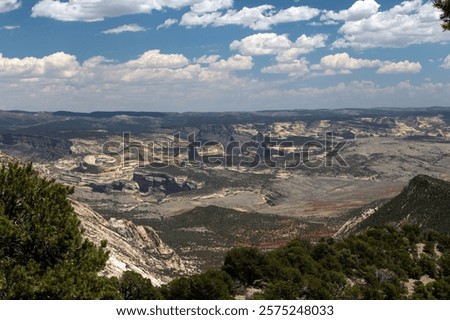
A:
222,248,266,285
118,271,163,300
161,270,235,300
434,0,450,31
0,163,118,299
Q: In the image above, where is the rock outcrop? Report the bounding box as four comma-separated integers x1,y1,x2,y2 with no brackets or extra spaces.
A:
72,200,192,286
133,171,197,195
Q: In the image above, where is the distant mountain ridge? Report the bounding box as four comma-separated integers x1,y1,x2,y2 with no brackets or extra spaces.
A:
52,111,169,118
1,106,450,135
338,175,450,236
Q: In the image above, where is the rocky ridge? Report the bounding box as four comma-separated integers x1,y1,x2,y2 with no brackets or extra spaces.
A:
336,174,450,237
72,201,192,285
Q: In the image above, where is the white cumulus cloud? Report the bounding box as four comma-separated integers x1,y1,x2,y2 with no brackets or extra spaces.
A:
157,19,178,30
0,52,80,79
0,0,21,13
208,54,253,71
309,52,421,76
125,50,190,69
31,0,319,28
102,24,147,35
330,0,450,49
0,50,263,111
0,49,256,87
376,61,422,74
230,33,292,55
230,33,327,60
321,0,380,22
314,52,381,71
191,0,233,14
31,0,200,22
230,32,327,77
181,5,320,30
262,52,422,77
261,58,310,77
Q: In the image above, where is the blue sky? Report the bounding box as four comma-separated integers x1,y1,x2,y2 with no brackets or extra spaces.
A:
0,0,449,112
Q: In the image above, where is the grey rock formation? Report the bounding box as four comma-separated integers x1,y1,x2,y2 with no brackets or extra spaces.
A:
72,201,193,285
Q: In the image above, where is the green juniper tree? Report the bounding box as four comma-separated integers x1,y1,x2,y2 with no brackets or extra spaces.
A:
0,163,118,299
118,271,163,300
434,0,450,30
160,270,236,300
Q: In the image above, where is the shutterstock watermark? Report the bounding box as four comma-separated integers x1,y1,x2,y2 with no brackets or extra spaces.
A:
101,132,348,169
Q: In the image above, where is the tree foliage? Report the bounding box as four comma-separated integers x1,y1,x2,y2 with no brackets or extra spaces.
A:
220,225,450,299
118,271,163,300
0,163,117,299
153,224,450,300
161,270,236,300
222,248,267,286
434,0,450,31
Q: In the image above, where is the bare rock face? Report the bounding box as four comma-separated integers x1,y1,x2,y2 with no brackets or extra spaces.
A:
132,171,197,195
72,200,192,286
0,151,16,164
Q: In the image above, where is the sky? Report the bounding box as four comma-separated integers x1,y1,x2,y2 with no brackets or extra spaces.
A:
0,0,449,112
